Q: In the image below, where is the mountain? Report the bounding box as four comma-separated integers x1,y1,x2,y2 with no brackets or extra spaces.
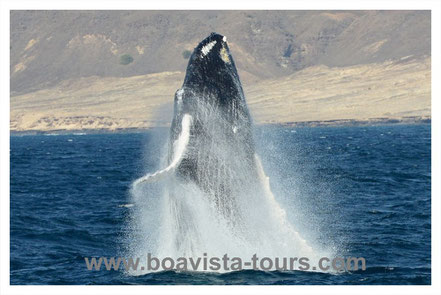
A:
11,10,430,96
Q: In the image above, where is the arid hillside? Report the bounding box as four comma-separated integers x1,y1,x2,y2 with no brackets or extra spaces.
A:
10,11,431,132
11,11,430,95
10,57,430,132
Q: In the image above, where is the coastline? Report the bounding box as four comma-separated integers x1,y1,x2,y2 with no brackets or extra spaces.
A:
10,116,431,136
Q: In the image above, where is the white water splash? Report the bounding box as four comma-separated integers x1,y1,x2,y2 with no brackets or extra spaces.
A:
127,145,332,273
127,98,332,275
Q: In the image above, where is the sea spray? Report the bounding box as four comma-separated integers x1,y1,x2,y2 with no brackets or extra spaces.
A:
126,33,333,274
126,125,332,274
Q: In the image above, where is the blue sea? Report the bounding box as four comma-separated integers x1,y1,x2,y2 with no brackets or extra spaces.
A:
10,124,431,285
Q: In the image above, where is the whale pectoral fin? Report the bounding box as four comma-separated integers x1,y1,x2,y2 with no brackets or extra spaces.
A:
133,114,192,187
132,166,175,186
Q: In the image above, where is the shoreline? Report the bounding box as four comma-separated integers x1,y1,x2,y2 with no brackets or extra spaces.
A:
10,116,431,136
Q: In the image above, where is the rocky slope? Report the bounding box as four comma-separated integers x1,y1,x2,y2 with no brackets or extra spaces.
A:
11,11,430,95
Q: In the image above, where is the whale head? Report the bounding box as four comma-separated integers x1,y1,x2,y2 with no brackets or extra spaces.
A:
180,32,244,109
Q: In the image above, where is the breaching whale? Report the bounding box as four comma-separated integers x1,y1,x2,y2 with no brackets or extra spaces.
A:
134,32,266,218
131,32,318,266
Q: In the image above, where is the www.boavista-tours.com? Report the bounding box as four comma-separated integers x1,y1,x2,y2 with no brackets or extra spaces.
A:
84,254,366,272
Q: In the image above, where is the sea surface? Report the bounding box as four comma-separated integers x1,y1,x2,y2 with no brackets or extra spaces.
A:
10,124,431,284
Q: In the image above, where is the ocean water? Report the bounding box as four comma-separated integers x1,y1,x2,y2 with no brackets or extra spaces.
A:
10,124,431,284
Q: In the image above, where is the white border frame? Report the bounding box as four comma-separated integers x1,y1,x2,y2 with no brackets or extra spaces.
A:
1,1,440,294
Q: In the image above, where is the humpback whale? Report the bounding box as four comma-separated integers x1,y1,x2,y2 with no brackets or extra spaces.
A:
130,33,318,267
134,32,264,218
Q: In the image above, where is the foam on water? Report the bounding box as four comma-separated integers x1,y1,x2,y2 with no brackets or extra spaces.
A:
127,115,332,275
